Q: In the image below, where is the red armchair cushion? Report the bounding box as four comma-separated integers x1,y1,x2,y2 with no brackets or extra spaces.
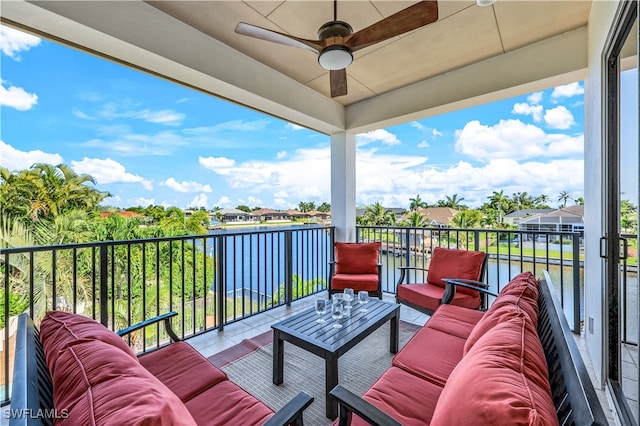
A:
185,380,274,426
425,304,484,339
331,273,379,291
334,242,380,274
431,315,558,426
53,339,196,425
40,310,136,376
139,341,228,402
396,283,480,312
427,247,486,295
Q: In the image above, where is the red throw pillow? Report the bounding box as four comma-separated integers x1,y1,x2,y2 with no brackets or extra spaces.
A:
335,242,380,274
53,339,197,425
40,310,137,376
427,247,486,294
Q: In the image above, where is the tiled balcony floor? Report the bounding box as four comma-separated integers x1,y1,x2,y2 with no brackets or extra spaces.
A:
188,292,616,425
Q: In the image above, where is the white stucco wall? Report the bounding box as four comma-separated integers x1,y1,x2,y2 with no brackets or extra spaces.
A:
584,0,621,386
330,132,357,243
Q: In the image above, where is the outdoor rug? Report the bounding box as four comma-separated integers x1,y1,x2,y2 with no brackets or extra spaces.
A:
208,321,420,426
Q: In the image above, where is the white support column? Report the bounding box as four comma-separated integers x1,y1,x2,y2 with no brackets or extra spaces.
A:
330,132,356,242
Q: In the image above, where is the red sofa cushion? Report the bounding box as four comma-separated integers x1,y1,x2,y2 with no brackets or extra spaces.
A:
185,380,274,426
431,314,558,426
40,310,136,375
397,283,481,312
392,327,466,386
334,242,380,274
425,304,485,339
464,272,540,354
139,341,228,402
427,247,486,295
331,273,379,291
53,338,196,426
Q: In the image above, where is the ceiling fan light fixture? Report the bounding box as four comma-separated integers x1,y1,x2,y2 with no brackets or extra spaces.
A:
318,45,353,70
476,0,497,6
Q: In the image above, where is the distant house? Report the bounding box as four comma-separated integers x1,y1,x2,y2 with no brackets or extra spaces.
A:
356,207,405,219
252,208,292,222
414,207,459,227
308,210,331,221
518,205,584,234
215,208,257,223
503,209,554,226
286,210,311,220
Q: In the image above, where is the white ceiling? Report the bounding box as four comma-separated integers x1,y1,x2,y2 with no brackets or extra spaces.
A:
2,1,593,134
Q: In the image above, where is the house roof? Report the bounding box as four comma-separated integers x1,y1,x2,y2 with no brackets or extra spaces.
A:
519,205,585,225
504,209,555,218
216,208,254,216
415,207,459,225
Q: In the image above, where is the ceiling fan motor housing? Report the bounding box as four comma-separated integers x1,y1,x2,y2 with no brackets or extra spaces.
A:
317,21,353,40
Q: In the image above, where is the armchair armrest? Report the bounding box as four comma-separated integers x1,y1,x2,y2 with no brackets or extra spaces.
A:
441,278,498,306
116,311,181,343
396,266,429,286
263,391,314,426
329,385,401,426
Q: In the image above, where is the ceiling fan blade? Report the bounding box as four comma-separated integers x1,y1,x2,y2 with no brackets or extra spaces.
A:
346,1,438,52
235,22,323,54
330,69,348,97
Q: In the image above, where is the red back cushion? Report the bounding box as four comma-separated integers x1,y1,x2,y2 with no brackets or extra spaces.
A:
431,315,558,426
40,310,136,376
335,242,380,274
53,339,197,425
427,248,486,295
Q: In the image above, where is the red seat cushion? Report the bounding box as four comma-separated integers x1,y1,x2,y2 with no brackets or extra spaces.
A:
392,327,466,386
53,339,196,425
185,380,274,426
356,366,443,426
397,283,480,312
331,273,379,291
425,304,485,339
139,341,228,402
334,242,380,274
40,310,136,376
427,247,486,296
431,314,558,426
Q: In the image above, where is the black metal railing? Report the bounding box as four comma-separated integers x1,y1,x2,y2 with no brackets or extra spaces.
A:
0,225,334,404
621,233,639,346
357,226,584,333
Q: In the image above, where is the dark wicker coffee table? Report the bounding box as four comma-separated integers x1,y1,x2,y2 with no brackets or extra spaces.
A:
272,299,400,420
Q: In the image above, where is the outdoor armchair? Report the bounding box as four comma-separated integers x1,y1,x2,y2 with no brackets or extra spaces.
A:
329,242,383,299
396,246,488,315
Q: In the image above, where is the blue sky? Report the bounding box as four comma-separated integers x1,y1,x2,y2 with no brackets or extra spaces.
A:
1,25,590,211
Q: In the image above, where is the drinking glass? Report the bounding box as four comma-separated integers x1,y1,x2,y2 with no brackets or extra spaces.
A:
315,299,328,323
358,291,369,313
343,288,354,304
331,302,344,328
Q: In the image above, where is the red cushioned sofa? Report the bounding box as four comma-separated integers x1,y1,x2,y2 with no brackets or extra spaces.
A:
11,311,312,426
330,272,608,426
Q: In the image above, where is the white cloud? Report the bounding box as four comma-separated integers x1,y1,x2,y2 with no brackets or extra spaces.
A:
71,157,153,189
552,82,584,98
186,119,270,135
527,92,543,105
0,81,38,110
133,197,155,207
94,102,184,126
417,141,430,148
511,102,543,122
432,129,443,138
410,121,426,131
276,151,287,159
0,26,40,59
162,177,212,193
286,123,304,130
544,106,575,129
215,196,233,207
72,110,94,120
187,194,209,209
199,156,236,170
133,109,184,126
0,140,63,170
80,129,188,156
454,119,582,161
102,194,122,206
356,129,401,146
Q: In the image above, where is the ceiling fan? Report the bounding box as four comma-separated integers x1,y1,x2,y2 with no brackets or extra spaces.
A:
235,1,439,98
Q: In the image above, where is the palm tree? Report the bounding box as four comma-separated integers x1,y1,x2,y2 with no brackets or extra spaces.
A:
488,190,509,224
317,202,331,212
575,197,584,206
402,211,427,227
363,202,396,226
558,191,573,208
438,194,466,210
408,195,427,211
